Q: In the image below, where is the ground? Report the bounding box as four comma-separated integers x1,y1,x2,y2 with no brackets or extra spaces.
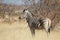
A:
0,20,60,40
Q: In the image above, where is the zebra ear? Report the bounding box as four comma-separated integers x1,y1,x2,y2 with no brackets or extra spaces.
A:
23,9,27,13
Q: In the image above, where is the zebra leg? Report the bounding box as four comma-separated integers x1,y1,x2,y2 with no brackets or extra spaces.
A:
48,27,50,33
28,22,35,36
30,27,35,36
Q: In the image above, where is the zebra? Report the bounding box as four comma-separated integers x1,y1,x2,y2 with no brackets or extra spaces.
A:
19,9,52,36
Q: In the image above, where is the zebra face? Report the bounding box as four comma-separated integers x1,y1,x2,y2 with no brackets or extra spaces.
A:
20,9,30,19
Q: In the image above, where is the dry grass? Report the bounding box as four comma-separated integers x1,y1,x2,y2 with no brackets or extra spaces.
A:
0,20,60,40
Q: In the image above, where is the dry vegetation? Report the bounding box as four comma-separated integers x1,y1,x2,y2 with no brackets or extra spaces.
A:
0,0,60,24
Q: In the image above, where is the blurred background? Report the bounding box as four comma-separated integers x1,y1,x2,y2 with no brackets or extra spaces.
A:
0,0,60,24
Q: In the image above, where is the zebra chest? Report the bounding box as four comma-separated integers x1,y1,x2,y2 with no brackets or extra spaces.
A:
26,17,39,28
31,19,39,27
